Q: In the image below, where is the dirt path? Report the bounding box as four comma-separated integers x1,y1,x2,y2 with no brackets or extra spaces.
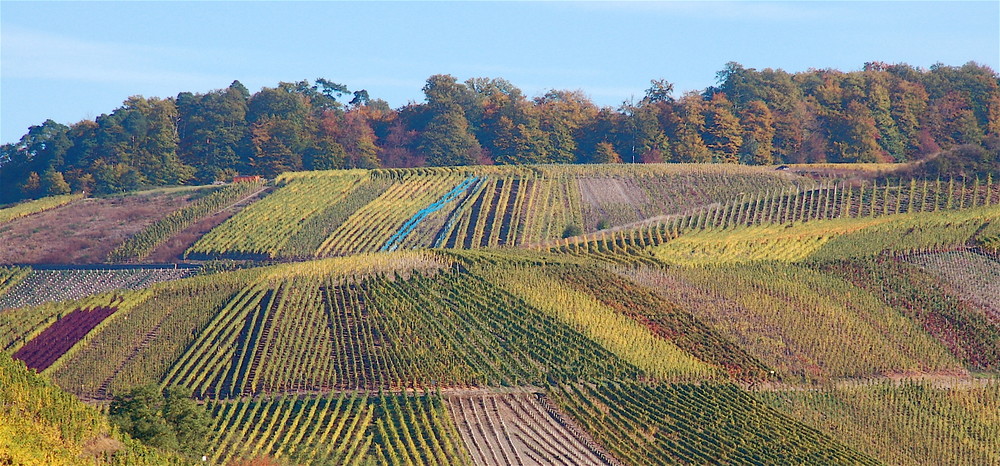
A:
749,371,994,392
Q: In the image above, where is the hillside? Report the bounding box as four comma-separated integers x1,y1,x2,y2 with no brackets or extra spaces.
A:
0,352,174,465
1,162,999,465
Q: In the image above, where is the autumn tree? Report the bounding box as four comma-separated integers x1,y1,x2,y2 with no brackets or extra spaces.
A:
534,90,598,163
703,93,743,162
739,100,775,165
671,92,712,162
41,169,71,195
591,141,622,164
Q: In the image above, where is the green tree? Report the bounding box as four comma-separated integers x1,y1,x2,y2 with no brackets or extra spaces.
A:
865,71,905,159
109,385,177,451
109,385,212,458
176,81,251,182
92,96,194,186
162,387,211,457
621,99,669,163
418,107,482,166
642,79,675,105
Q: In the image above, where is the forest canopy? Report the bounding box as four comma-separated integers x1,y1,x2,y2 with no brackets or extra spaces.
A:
2,61,998,204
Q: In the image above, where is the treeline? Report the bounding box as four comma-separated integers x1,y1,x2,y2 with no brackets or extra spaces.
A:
1,61,998,204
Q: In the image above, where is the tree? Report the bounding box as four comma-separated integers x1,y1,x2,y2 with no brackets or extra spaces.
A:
92,161,143,194
642,79,675,105
620,101,669,164
671,93,712,162
418,107,482,166
92,96,193,187
109,385,212,458
248,118,304,176
702,93,743,162
19,172,41,198
41,169,71,195
378,120,423,168
929,91,983,148
109,385,177,451
579,108,626,163
590,141,622,164
162,387,211,457
535,89,597,163
177,81,251,182
831,101,883,163
423,74,480,122
890,79,931,160
739,100,776,165
246,86,314,176
865,71,904,160
339,109,381,168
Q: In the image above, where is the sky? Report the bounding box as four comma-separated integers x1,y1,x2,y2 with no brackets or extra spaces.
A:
2,1,998,144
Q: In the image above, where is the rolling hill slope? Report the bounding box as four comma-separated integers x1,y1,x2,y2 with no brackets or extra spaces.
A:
2,163,999,465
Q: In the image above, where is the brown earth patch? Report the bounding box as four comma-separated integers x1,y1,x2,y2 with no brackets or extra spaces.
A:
0,192,197,264
577,177,646,207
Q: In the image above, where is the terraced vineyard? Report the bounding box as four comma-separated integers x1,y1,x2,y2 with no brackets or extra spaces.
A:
206,391,471,465
0,267,194,311
184,164,809,259
548,382,877,465
2,163,999,465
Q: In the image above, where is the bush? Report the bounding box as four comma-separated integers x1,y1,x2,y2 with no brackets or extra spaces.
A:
562,223,582,238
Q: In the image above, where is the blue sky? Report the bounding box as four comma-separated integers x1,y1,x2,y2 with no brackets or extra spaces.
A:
2,1,998,144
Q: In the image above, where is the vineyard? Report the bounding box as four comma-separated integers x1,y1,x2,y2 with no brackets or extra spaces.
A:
0,267,194,311
204,391,470,465
183,164,808,259
760,380,1000,465
547,381,876,465
2,162,999,464
0,193,83,225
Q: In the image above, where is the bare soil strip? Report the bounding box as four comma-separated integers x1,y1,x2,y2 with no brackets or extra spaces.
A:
446,391,618,466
